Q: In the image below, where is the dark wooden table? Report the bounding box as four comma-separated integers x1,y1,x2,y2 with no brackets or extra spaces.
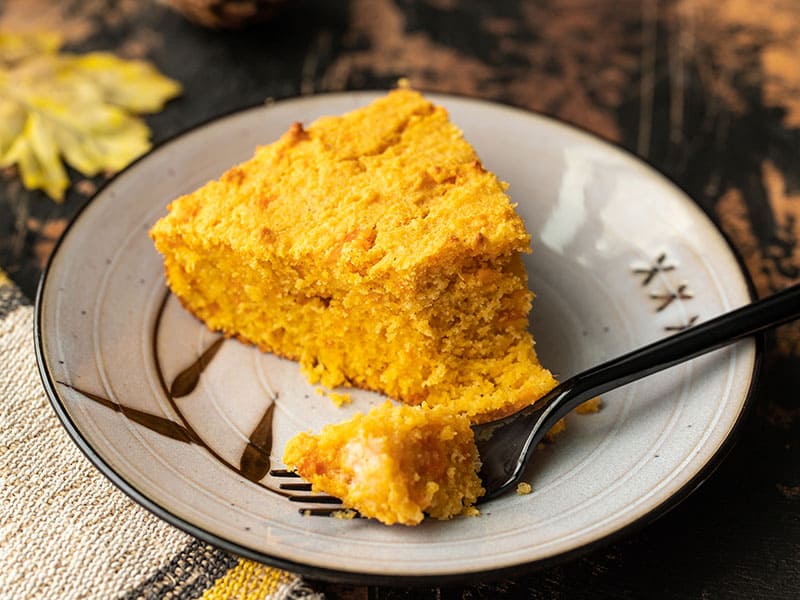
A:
2,1,798,597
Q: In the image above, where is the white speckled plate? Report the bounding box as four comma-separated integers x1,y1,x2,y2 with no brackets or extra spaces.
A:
35,92,757,584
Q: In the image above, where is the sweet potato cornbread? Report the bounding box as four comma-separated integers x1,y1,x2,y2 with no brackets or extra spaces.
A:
150,88,556,422
283,402,484,525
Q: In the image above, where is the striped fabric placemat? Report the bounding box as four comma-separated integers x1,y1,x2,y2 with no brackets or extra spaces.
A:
0,273,323,600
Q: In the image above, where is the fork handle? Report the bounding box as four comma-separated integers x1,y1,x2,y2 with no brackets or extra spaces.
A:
561,283,800,413
477,284,799,502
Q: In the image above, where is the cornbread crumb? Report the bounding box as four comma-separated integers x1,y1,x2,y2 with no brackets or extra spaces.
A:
313,387,353,407
328,392,352,407
283,401,484,526
516,482,533,495
149,88,556,423
544,417,567,441
331,509,358,520
576,396,603,414
462,506,481,517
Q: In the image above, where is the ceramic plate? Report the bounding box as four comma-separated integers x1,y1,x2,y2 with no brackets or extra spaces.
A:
36,92,757,583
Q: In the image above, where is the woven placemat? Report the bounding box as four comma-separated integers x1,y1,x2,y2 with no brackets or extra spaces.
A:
0,274,323,600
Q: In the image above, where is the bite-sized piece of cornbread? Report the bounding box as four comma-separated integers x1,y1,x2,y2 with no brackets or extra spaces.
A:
149,87,556,422
282,401,484,526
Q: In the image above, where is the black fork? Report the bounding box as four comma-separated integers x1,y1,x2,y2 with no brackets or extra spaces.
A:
270,284,799,516
472,283,800,502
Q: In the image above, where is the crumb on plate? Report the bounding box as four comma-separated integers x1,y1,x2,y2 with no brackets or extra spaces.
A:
516,482,533,495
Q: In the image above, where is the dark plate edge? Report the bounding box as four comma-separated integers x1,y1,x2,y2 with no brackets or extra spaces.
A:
32,90,763,587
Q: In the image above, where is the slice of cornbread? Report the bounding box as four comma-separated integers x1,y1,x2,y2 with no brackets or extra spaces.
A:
150,88,556,422
283,401,484,525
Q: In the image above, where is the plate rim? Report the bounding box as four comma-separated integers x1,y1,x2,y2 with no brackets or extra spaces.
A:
33,89,763,585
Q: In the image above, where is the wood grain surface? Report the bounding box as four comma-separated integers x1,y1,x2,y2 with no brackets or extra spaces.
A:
1,1,798,597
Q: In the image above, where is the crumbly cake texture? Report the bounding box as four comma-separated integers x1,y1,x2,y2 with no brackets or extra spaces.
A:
149,88,556,422
282,402,484,526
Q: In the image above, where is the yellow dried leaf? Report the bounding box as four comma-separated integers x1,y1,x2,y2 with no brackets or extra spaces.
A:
2,112,69,200
0,31,60,65
0,96,26,155
0,31,181,201
73,52,182,113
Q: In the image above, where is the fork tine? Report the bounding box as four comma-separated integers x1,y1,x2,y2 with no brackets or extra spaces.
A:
269,468,300,478
279,482,313,491
300,508,363,518
266,466,353,514
289,495,342,504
